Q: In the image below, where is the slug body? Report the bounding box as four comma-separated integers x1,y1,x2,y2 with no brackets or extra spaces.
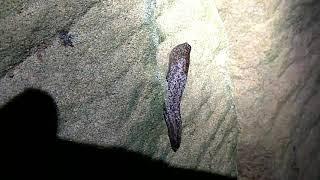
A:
164,42,191,152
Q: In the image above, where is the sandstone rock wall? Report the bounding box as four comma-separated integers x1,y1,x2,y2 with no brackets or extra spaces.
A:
0,0,237,177
216,0,320,179
1,0,319,179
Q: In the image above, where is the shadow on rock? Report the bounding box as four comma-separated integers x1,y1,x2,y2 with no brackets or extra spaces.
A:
0,88,236,179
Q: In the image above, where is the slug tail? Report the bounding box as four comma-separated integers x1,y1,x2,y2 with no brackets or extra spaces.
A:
163,105,182,152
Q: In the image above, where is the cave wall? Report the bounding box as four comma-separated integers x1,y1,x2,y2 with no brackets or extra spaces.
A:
0,0,238,177
1,0,319,179
216,0,320,179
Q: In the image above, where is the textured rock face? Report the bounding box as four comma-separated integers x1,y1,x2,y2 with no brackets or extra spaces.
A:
2,0,319,179
0,0,99,77
155,0,237,175
216,0,320,179
0,0,237,177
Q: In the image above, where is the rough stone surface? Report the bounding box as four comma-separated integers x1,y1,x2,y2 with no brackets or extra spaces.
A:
0,0,99,77
0,0,237,177
155,0,237,175
2,0,319,179
216,0,320,179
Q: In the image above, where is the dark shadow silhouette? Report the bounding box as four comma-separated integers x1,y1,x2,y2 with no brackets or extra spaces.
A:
0,88,236,179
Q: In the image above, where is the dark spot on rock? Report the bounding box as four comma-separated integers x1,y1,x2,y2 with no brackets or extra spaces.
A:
316,73,320,85
59,30,74,47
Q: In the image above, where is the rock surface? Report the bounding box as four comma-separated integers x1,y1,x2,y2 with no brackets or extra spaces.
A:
0,0,237,177
2,0,320,179
216,0,320,179
0,0,98,77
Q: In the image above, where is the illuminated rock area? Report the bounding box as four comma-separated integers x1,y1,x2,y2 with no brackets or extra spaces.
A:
216,0,320,179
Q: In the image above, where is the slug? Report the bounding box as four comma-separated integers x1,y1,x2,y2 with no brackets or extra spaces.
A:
163,42,191,152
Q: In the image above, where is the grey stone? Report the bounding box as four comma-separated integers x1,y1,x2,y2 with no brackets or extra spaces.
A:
5,0,319,179
0,0,237,177
216,0,320,179
0,0,99,77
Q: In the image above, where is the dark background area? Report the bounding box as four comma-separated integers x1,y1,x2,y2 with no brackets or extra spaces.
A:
0,88,236,179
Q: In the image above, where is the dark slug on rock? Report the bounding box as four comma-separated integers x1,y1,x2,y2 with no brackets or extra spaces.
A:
164,42,191,152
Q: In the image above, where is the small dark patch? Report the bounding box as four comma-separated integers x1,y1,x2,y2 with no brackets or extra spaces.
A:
8,72,14,78
35,40,50,62
315,73,320,85
5,65,15,78
58,30,74,47
158,30,166,43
